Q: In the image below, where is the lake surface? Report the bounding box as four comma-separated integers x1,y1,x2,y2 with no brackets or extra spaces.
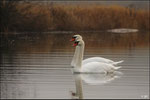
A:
0,32,149,99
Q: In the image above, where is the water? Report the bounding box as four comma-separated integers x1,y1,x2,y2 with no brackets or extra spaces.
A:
0,32,149,99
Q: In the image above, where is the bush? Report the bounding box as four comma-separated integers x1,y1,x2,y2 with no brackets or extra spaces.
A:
1,2,149,32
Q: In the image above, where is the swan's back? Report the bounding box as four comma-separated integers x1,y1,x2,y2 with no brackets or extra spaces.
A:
81,62,121,73
82,57,114,65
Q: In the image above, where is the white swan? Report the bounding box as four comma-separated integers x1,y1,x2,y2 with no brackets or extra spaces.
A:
71,39,122,73
71,35,124,66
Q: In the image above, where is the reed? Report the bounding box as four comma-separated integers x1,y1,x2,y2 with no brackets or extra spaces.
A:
1,2,149,32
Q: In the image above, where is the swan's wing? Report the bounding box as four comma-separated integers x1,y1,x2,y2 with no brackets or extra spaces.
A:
82,57,114,65
112,60,124,65
81,62,116,73
83,57,124,66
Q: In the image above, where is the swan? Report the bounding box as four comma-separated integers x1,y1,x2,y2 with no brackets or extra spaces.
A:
71,35,124,66
71,39,122,73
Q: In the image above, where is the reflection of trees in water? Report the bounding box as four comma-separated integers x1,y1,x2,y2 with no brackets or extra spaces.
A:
1,32,149,53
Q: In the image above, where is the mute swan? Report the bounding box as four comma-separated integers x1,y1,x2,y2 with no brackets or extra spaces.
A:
71,35,124,66
71,39,122,73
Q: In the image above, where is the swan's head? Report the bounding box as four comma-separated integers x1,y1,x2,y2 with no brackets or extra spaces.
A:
70,35,82,42
73,39,84,47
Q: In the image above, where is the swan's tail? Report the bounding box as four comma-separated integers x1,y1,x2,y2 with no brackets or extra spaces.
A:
113,60,124,65
114,66,122,70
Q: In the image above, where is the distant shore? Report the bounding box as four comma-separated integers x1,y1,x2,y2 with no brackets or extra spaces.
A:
1,1,149,32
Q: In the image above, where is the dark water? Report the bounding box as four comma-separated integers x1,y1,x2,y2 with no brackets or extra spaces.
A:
0,32,149,99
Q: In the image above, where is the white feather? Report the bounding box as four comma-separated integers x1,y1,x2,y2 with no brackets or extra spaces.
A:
83,57,123,66
81,62,120,73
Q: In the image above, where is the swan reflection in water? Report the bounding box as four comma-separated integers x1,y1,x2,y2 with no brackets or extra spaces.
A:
70,71,123,99
69,35,123,99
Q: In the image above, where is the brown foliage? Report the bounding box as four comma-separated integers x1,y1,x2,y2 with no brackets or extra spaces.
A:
1,2,149,32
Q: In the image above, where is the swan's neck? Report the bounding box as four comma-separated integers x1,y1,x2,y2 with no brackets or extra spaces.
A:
71,47,78,66
71,43,84,72
76,45,84,67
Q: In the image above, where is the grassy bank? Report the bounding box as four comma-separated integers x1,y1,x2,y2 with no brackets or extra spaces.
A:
1,1,149,32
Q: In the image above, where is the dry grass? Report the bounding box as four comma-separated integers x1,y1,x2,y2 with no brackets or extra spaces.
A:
1,2,149,32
